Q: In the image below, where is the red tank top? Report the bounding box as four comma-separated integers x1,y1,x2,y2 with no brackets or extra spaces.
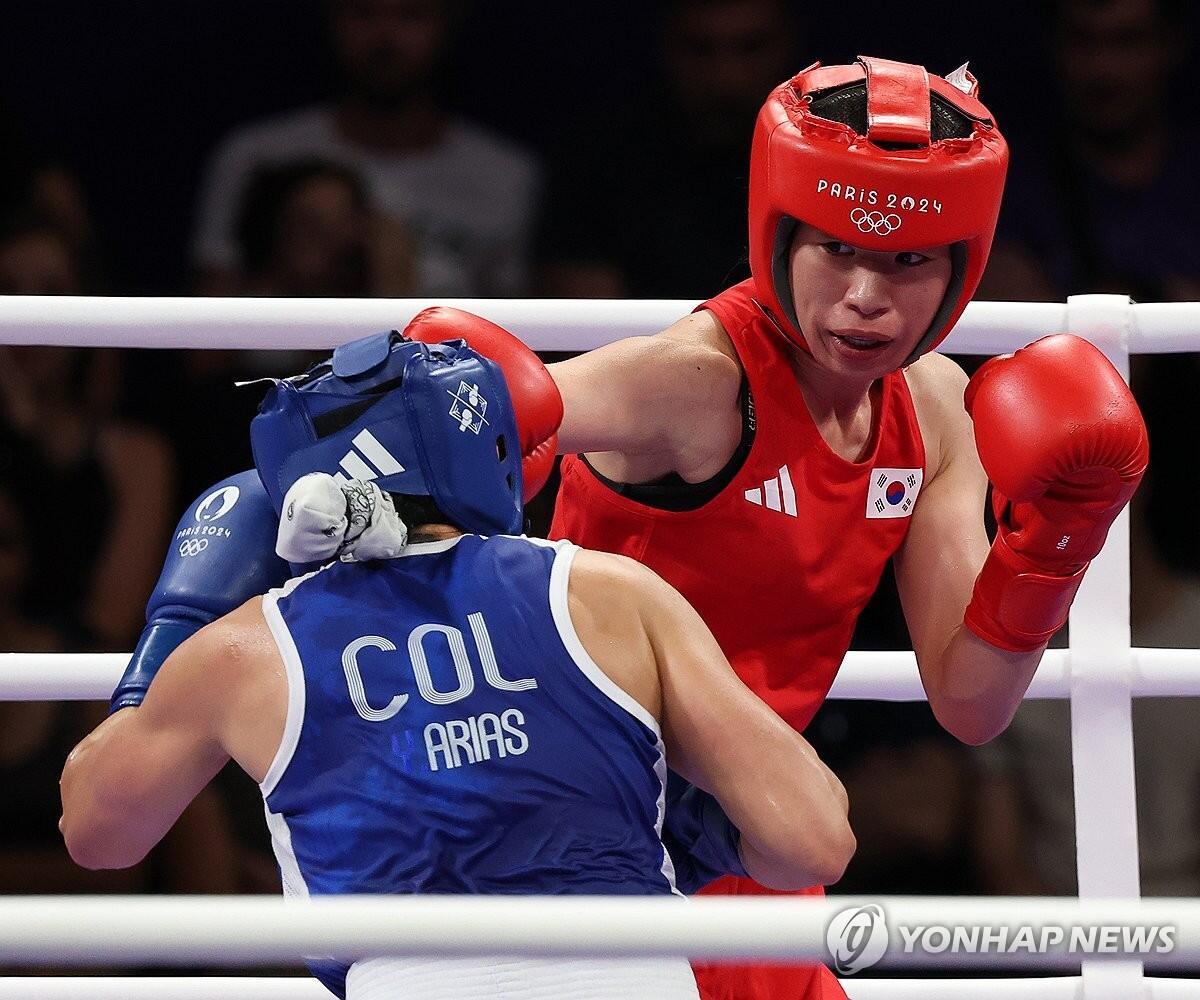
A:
550,280,926,731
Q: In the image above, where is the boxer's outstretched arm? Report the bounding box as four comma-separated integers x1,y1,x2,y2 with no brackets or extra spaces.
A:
568,549,854,890
548,312,740,457
61,600,284,870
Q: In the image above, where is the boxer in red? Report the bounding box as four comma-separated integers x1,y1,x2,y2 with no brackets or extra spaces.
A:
540,57,1148,999
121,56,1147,1000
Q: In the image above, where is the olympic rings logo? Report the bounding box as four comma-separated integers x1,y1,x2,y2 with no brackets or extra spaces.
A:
179,538,209,557
850,208,903,236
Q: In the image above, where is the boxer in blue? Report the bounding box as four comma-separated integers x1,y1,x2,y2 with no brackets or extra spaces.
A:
60,326,853,1000
88,308,816,901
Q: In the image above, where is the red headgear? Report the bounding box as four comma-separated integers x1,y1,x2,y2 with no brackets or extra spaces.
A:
748,55,1009,365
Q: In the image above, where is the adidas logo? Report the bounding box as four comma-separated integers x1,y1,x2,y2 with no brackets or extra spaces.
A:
332,428,405,488
744,465,796,517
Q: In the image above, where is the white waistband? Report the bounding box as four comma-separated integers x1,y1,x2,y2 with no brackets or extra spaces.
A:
347,954,699,1000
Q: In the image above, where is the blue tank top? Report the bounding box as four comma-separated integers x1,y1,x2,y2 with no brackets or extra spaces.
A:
259,535,678,997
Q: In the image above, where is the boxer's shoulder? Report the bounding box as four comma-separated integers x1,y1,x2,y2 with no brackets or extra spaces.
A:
567,547,679,650
903,351,974,476
563,547,661,720
568,547,656,613
905,350,967,409
655,309,743,398
172,595,285,784
183,596,271,670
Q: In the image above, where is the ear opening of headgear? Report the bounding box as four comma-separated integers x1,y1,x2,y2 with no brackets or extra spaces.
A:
748,55,1009,366
251,331,525,541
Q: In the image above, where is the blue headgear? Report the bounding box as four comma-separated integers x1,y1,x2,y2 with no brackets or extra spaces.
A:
251,331,524,536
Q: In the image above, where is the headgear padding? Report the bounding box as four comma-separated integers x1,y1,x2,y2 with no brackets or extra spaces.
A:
252,332,523,537
748,55,1009,364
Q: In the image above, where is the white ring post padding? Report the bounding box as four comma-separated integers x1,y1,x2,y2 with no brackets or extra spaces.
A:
1,896,1199,969
0,296,1194,353
6,648,1200,702
1064,295,1144,1000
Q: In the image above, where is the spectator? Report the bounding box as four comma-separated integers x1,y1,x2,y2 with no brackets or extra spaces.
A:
0,487,60,656
977,496,1200,899
809,573,1046,900
0,214,243,917
537,0,800,298
0,483,149,907
0,483,238,934
979,0,1198,302
129,161,402,503
237,159,415,297
0,212,174,649
133,160,416,505
0,210,84,296
0,106,92,257
810,701,984,895
191,0,540,296
970,0,1200,899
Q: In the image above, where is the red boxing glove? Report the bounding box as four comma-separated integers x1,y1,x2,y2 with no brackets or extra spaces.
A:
964,334,1148,651
405,307,564,500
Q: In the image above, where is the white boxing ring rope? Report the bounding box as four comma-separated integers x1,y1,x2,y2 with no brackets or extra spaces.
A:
0,983,1197,1000
1,895,1200,966
0,293,1197,1000
6,647,1200,702
0,293,1195,354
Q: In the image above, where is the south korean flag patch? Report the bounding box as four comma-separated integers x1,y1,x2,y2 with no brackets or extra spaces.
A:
866,468,923,519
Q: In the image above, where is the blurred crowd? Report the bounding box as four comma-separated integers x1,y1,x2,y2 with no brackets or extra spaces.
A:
0,0,1198,969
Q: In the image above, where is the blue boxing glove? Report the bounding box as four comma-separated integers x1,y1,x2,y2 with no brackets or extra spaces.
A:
661,771,748,895
109,470,292,713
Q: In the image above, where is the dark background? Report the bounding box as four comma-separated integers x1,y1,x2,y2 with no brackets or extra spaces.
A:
0,0,1049,293
0,0,1198,978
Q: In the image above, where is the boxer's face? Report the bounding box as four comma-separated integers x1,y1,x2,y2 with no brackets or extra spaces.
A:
787,223,952,378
